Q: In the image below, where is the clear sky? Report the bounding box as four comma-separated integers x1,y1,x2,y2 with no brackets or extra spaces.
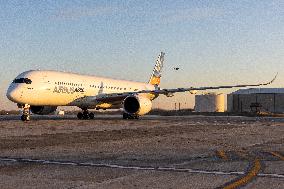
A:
0,0,283,110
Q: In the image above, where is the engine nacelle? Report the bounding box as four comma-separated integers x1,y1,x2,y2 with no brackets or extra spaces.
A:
123,95,152,116
30,106,57,115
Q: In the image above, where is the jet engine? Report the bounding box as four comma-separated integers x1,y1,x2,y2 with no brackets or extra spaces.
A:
30,106,57,115
123,95,152,116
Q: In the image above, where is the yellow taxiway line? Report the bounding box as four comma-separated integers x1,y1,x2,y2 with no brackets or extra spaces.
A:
223,158,261,189
216,150,229,160
269,151,284,161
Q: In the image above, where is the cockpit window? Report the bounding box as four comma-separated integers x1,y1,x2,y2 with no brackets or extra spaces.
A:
13,78,32,84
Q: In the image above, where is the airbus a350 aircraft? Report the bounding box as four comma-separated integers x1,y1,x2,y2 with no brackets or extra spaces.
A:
6,52,276,121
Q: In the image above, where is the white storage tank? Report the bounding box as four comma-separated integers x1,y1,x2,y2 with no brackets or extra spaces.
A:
195,93,225,112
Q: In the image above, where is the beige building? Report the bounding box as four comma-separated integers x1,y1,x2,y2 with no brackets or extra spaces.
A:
227,88,284,113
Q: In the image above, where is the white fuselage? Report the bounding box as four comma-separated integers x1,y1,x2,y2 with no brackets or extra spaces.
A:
7,70,155,109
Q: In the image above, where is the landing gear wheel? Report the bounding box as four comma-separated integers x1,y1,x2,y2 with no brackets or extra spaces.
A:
21,104,30,121
77,112,83,119
77,108,92,120
21,114,30,121
77,109,92,120
89,112,95,119
123,113,128,119
83,112,89,119
123,113,139,120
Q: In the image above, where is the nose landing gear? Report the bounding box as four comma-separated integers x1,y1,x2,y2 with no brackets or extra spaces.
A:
77,109,94,120
20,104,30,121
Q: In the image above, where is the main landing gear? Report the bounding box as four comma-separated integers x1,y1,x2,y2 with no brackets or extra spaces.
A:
77,109,94,120
20,104,30,121
123,112,139,120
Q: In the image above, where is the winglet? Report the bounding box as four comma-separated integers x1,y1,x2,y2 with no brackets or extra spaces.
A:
261,73,278,86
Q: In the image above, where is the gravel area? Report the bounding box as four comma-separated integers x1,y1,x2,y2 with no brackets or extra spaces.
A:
0,115,283,188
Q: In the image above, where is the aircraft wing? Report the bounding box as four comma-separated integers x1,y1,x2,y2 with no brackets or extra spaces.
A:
138,74,277,96
93,74,277,102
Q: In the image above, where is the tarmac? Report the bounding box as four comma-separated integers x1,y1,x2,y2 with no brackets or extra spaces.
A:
0,115,283,189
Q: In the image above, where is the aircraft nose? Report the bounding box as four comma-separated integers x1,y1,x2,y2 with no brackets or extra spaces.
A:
6,86,21,103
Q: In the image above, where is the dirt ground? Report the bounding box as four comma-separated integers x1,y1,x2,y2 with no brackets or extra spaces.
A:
0,115,283,189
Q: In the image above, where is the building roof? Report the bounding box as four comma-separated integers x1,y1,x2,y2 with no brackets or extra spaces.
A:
232,88,284,94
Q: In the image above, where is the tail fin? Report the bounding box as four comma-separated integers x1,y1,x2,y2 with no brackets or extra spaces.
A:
148,52,165,86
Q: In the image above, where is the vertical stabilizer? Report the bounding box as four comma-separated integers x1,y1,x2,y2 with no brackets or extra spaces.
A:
148,52,165,86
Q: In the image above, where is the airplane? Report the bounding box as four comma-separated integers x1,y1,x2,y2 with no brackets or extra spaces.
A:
6,52,276,121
